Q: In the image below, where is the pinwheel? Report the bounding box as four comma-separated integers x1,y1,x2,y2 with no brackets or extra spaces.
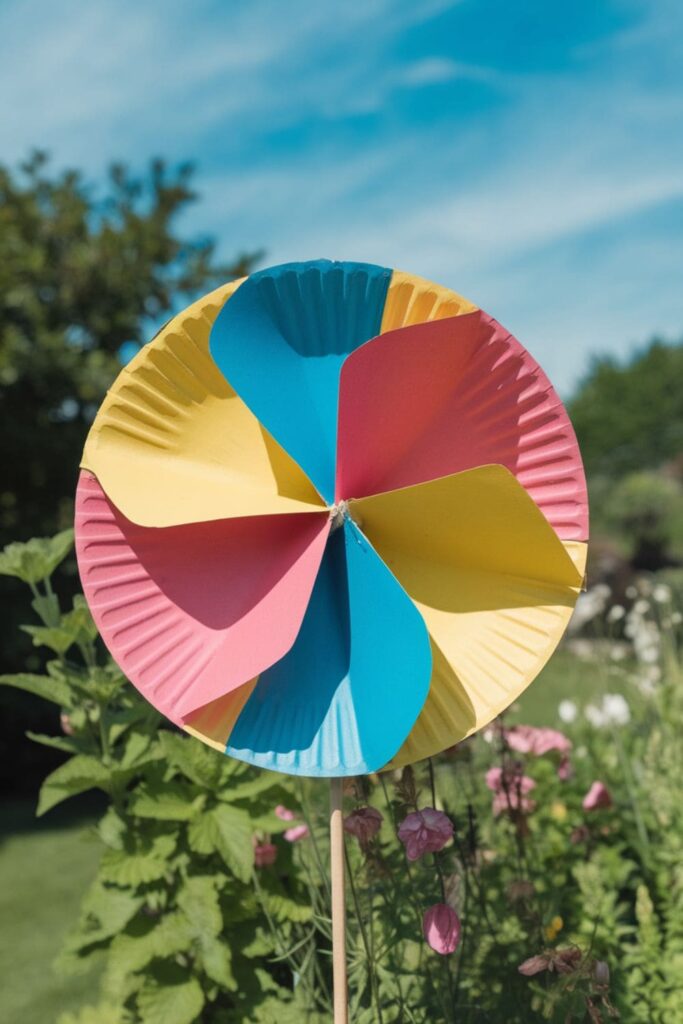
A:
74,259,588,1020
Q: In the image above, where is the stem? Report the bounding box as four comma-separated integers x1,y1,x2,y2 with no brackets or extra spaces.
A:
344,843,384,1023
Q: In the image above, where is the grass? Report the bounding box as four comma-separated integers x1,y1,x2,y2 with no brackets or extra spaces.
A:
0,800,102,1023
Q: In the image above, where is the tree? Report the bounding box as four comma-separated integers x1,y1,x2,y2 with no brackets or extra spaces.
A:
0,152,259,784
0,151,259,547
568,339,683,478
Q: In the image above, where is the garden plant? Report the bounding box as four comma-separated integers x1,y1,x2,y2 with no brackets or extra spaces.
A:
1,531,682,1023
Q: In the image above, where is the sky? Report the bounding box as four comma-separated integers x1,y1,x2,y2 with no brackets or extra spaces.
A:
2,0,682,394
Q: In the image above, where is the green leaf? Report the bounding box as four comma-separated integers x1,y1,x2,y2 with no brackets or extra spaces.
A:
25,730,89,754
57,1003,124,1024
22,623,77,655
187,813,218,855
31,592,61,627
0,671,72,706
97,807,127,850
103,914,194,997
116,730,157,770
186,804,255,882
137,972,205,1024
259,886,313,925
158,730,222,787
201,935,237,990
129,780,203,821
220,771,292,802
100,833,177,887
0,528,73,584
37,755,111,815
61,594,98,645
177,876,222,939
210,804,254,882
67,881,143,954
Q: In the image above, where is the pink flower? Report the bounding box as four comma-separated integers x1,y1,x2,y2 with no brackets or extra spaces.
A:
60,712,74,736
491,790,536,817
275,804,296,822
254,842,277,867
486,765,536,816
557,754,573,781
505,725,571,757
582,781,612,812
397,808,453,861
284,823,309,842
423,904,461,955
344,807,383,845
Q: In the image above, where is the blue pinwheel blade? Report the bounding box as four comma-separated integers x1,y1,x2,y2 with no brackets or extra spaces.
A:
226,519,432,776
209,260,391,503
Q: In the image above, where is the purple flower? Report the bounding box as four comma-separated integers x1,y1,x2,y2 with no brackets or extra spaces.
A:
397,808,453,861
344,807,383,845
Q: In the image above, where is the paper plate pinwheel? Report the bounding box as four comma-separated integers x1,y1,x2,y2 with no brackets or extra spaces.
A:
75,260,588,778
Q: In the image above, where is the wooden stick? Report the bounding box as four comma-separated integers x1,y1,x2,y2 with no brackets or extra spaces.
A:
330,776,348,1024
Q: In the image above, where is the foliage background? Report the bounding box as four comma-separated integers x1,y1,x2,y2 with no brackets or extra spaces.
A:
0,154,258,795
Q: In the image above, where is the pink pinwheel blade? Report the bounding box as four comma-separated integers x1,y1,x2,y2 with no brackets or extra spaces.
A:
336,312,588,541
75,471,330,722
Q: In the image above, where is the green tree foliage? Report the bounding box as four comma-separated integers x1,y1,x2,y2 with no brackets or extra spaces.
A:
0,152,259,789
568,340,683,479
0,150,257,547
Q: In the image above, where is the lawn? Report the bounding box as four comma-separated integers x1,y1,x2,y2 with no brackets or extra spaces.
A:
0,800,101,1023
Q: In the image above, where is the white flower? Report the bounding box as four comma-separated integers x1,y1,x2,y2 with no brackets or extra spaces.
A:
602,693,630,726
653,584,671,604
558,699,578,724
607,605,625,623
671,611,682,626
584,694,631,728
633,599,650,615
610,644,627,662
638,665,661,695
568,585,611,632
585,704,607,728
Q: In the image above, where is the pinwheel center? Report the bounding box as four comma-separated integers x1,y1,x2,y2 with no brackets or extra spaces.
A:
329,500,350,531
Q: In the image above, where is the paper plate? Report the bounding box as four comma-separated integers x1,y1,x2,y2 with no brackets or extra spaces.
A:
76,260,588,776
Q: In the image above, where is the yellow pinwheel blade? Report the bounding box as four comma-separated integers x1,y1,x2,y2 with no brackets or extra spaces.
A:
183,678,259,754
81,280,326,527
380,269,477,333
351,466,586,767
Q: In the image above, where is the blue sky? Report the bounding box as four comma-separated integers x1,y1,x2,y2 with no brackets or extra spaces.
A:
2,0,682,393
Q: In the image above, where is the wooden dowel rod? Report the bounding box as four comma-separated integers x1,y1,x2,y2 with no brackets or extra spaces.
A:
330,777,348,1024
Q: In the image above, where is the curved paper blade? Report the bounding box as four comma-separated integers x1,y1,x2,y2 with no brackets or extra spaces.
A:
81,280,324,527
75,471,330,723
351,466,585,766
209,260,392,503
226,518,432,776
184,681,259,754
380,269,477,333
338,311,588,541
